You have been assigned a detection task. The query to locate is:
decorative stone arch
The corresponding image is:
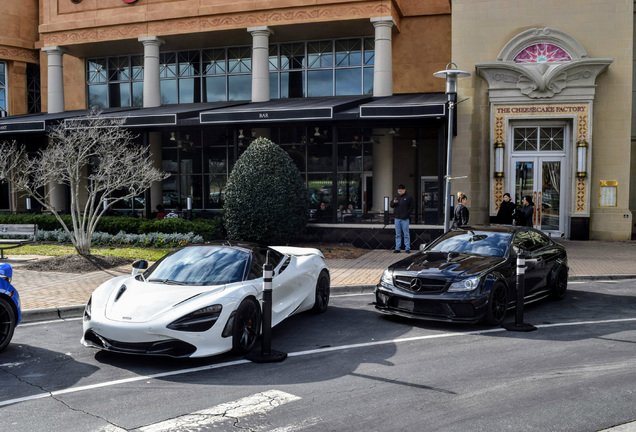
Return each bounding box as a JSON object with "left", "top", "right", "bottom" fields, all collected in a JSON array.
[
  {"left": 476, "top": 28, "right": 612, "bottom": 239},
  {"left": 497, "top": 27, "right": 588, "bottom": 63}
]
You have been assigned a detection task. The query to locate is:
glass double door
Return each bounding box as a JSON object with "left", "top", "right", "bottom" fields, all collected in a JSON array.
[{"left": 512, "top": 156, "right": 565, "bottom": 235}]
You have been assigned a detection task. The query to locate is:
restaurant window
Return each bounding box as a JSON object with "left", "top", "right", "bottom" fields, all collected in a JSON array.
[
  {"left": 87, "top": 56, "right": 144, "bottom": 108},
  {"left": 26, "top": 63, "right": 41, "bottom": 114},
  {"left": 87, "top": 38, "right": 371, "bottom": 107},
  {"left": 270, "top": 37, "right": 374, "bottom": 99},
  {"left": 160, "top": 130, "right": 230, "bottom": 212}
]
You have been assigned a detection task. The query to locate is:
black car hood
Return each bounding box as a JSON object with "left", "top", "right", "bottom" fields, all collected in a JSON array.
[{"left": 388, "top": 251, "right": 506, "bottom": 279}]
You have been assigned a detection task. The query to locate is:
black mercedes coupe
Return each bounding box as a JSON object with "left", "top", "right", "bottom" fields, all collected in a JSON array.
[{"left": 374, "top": 225, "right": 568, "bottom": 325}]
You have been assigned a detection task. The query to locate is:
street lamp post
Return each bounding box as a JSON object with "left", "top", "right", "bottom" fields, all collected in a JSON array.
[{"left": 434, "top": 63, "right": 470, "bottom": 232}]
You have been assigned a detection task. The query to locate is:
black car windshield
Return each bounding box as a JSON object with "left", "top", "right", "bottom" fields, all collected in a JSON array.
[
  {"left": 145, "top": 246, "right": 249, "bottom": 285},
  {"left": 429, "top": 231, "right": 511, "bottom": 257}
]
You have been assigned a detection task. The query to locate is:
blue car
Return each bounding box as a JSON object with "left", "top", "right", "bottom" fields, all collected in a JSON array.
[{"left": 0, "top": 263, "right": 20, "bottom": 352}]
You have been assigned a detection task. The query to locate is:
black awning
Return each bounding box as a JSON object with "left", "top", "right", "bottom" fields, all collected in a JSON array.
[
  {"left": 199, "top": 96, "right": 371, "bottom": 124},
  {"left": 358, "top": 93, "right": 447, "bottom": 118},
  {"left": 0, "top": 109, "right": 94, "bottom": 134},
  {"left": 0, "top": 93, "right": 447, "bottom": 135},
  {"left": 64, "top": 102, "right": 245, "bottom": 129}
]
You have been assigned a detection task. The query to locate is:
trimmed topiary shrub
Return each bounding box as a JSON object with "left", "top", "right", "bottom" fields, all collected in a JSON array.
[{"left": 224, "top": 137, "right": 309, "bottom": 244}]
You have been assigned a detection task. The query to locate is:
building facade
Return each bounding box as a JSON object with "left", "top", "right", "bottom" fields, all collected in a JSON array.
[
  {"left": 0, "top": 0, "right": 633, "bottom": 244},
  {"left": 453, "top": 0, "right": 633, "bottom": 241}
]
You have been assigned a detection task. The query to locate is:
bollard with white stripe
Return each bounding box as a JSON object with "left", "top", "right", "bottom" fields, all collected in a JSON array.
[
  {"left": 503, "top": 249, "right": 537, "bottom": 332},
  {"left": 246, "top": 258, "right": 288, "bottom": 362}
]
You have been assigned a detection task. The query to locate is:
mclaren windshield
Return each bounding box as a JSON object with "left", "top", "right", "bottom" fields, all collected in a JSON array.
[{"left": 144, "top": 246, "right": 249, "bottom": 285}]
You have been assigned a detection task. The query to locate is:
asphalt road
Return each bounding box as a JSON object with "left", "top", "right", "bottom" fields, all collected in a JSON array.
[{"left": 1, "top": 280, "right": 636, "bottom": 432}]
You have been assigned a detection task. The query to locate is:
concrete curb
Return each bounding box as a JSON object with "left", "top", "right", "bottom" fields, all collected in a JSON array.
[
  {"left": 19, "top": 275, "right": 636, "bottom": 323},
  {"left": 22, "top": 305, "right": 85, "bottom": 323}
]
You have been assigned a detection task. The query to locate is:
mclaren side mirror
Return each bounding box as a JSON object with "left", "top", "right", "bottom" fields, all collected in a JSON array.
[{"left": 131, "top": 259, "right": 149, "bottom": 276}]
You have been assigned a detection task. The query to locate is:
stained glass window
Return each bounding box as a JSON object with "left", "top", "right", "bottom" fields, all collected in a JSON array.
[{"left": 513, "top": 43, "right": 571, "bottom": 63}]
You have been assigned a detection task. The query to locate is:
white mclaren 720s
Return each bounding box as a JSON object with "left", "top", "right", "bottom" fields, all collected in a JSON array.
[{"left": 81, "top": 242, "right": 330, "bottom": 358}]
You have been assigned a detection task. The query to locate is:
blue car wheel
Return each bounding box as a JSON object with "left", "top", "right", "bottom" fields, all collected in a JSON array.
[{"left": 0, "top": 297, "right": 16, "bottom": 352}]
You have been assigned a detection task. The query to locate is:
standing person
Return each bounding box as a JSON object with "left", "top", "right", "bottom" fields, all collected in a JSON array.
[
  {"left": 391, "top": 184, "right": 414, "bottom": 253},
  {"left": 453, "top": 192, "right": 469, "bottom": 229},
  {"left": 314, "top": 201, "right": 330, "bottom": 221},
  {"left": 155, "top": 204, "right": 167, "bottom": 219},
  {"left": 496, "top": 193, "right": 516, "bottom": 224},
  {"left": 520, "top": 195, "right": 534, "bottom": 227}
]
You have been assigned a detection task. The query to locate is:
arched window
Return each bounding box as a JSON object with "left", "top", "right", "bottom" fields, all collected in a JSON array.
[{"left": 513, "top": 43, "right": 572, "bottom": 63}]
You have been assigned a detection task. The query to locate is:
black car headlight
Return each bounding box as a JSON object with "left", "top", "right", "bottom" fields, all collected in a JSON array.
[
  {"left": 167, "top": 305, "right": 223, "bottom": 332},
  {"left": 448, "top": 276, "right": 480, "bottom": 292},
  {"left": 380, "top": 270, "right": 394, "bottom": 287},
  {"left": 84, "top": 296, "right": 92, "bottom": 322}
]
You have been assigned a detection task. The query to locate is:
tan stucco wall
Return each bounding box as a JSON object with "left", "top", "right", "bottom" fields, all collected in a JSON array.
[
  {"left": 393, "top": 14, "right": 451, "bottom": 93},
  {"left": 452, "top": 0, "right": 633, "bottom": 240}
]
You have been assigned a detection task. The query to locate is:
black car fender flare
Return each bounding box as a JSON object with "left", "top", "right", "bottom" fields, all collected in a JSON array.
[
  {"left": 547, "top": 262, "right": 568, "bottom": 286},
  {"left": 480, "top": 272, "right": 509, "bottom": 296}
]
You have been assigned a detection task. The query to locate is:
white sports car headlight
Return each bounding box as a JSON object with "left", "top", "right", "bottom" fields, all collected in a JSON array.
[
  {"left": 448, "top": 276, "right": 480, "bottom": 292},
  {"left": 380, "top": 270, "right": 394, "bottom": 286},
  {"left": 167, "top": 305, "right": 223, "bottom": 332}
]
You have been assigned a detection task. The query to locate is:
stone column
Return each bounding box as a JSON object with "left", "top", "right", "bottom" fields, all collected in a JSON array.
[
  {"left": 372, "top": 129, "right": 394, "bottom": 213},
  {"left": 371, "top": 17, "right": 394, "bottom": 97},
  {"left": 248, "top": 27, "right": 273, "bottom": 103},
  {"left": 41, "top": 47, "right": 66, "bottom": 114},
  {"left": 48, "top": 181, "right": 66, "bottom": 213},
  {"left": 138, "top": 37, "right": 165, "bottom": 108}
]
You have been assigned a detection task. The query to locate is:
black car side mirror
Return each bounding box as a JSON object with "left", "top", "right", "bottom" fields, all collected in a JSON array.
[{"left": 132, "top": 259, "right": 149, "bottom": 276}]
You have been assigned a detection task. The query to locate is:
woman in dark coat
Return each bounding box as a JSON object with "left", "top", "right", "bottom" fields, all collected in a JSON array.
[
  {"left": 520, "top": 195, "right": 534, "bottom": 227},
  {"left": 453, "top": 192, "right": 469, "bottom": 229},
  {"left": 496, "top": 192, "right": 516, "bottom": 224}
]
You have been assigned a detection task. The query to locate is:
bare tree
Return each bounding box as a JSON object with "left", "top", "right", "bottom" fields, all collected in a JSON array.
[{"left": 0, "top": 111, "right": 169, "bottom": 255}]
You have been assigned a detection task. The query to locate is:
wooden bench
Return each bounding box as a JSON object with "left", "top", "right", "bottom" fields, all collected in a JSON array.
[{"left": 0, "top": 224, "right": 38, "bottom": 259}]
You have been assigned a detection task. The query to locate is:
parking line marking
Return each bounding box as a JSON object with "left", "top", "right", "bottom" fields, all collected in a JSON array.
[
  {"left": 136, "top": 390, "right": 301, "bottom": 432},
  {"left": 2, "top": 317, "right": 636, "bottom": 408}
]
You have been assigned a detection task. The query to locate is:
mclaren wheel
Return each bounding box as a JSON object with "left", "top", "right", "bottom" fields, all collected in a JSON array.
[
  {"left": 484, "top": 282, "right": 508, "bottom": 326},
  {"left": 231, "top": 297, "right": 261, "bottom": 355},
  {"left": 550, "top": 266, "right": 568, "bottom": 300},
  {"left": 312, "top": 270, "right": 330, "bottom": 314},
  {"left": 0, "top": 297, "right": 16, "bottom": 353}
]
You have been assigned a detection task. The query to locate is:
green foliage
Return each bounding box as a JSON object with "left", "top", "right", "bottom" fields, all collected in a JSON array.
[
  {"left": 38, "top": 229, "right": 204, "bottom": 248},
  {"left": 224, "top": 137, "right": 309, "bottom": 244},
  {"left": 0, "top": 213, "right": 224, "bottom": 241}
]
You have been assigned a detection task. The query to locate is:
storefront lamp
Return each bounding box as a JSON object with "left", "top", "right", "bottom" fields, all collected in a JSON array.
[
  {"left": 494, "top": 141, "right": 504, "bottom": 177},
  {"left": 577, "top": 139, "right": 588, "bottom": 178},
  {"left": 433, "top": 63, "right": 471, "bottom": 232}
]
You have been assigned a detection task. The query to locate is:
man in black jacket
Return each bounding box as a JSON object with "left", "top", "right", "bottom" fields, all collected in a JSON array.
[{"left": 390, "top": 184, "right": 414, "bottom": 253}]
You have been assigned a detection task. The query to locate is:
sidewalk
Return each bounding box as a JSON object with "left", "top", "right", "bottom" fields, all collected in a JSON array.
[{"left": 7, "top": 239, "right": 636, "bottom": 322}]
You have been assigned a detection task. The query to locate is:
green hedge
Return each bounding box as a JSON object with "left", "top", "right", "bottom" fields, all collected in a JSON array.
[{"left": 0, "top": 212, "right": 225, "bottom": 241}]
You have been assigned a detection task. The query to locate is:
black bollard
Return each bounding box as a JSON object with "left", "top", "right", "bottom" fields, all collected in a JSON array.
[
  {"left": 246, "top": 259, "right": 287, "bottom": 363},
  {"left": 503, "top": 249, "right": 537, "bottom": 332}
]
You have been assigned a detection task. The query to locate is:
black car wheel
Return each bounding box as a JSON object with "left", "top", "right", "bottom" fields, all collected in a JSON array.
[
  {"left": 312, "top": 270, "right": 330, "bottom": 314},
  {"left": 231, "top": 297, "right": 261, "bottom": 355},
  {"left": 550, "top": 266, "right": 568, "bottom": 300},
  {"left": 0, "top": 297, "right": 16, "bottom": 353},
  {"left": 485, "top": 283, "right": 508, "bottom": 326}
]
